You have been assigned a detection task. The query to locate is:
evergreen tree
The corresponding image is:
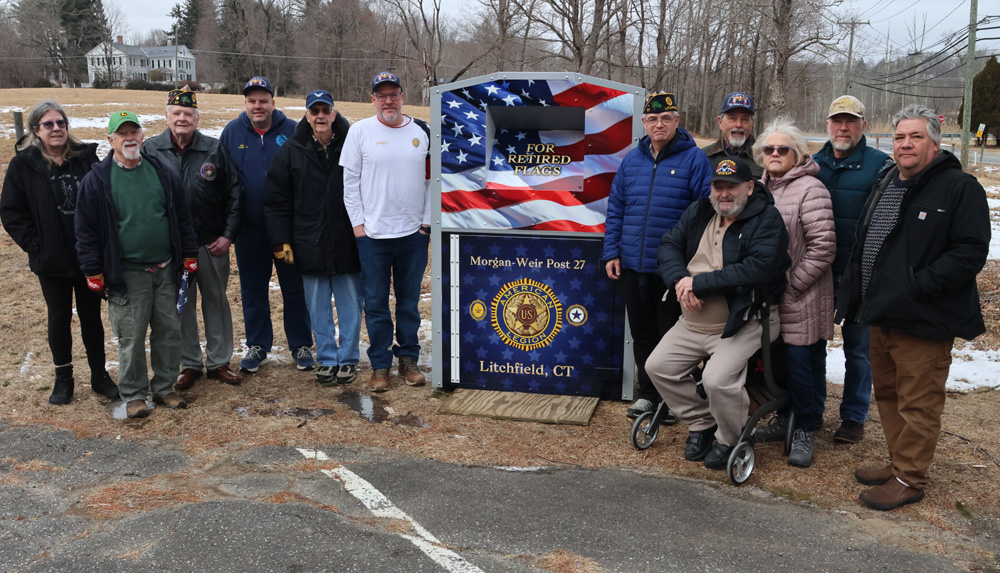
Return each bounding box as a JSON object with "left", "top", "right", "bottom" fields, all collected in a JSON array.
[
  {"left": 170, "top": 0, "right": 203, "bottom": 48},
  {"left": 61, "top": 0, "right": 108, "bottom": 85},
  {"left": 958, "top": 56, "right": 1000, "bottom": 145}
]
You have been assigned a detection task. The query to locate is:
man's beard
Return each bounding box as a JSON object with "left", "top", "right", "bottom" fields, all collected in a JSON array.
[
  {"left": 831, "top": 137, "right": 858, "bottom": 153},
  {"left": 122, "top": 143, "right": 140, "bottom": 160},
  {"left": 711, "top": 193, "right": 749, "bottom": 218},
  {"left": 726, "top": 131, "right": 746, "bottom": 149}
]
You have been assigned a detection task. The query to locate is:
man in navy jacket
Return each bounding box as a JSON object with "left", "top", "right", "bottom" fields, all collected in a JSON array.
[
  {"left": 602, "top": 92, "right": 711, "bottom": 420},
  {"left": 220, "top": 76, "right": 314, "bottom": 374}
]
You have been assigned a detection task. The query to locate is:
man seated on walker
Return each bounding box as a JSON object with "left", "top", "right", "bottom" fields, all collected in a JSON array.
[{"left": 645, "top": 157, "right": 789, "bottom": 469}]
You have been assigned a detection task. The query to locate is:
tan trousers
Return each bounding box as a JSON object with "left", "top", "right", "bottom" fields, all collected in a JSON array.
[
  {"left": 869, "top": 327, "right": 953, "bottom": 488},
  {"left": 646, "top": 314, "right": 779, "bottom": 446}
]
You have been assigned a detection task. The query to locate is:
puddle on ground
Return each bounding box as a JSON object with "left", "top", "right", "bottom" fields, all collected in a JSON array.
[
  {"left": 337, "top": 390, "right": 428, "bottom": 427},
  {"left": 106, "top": 399, "right": 156, "bottom": 420}
]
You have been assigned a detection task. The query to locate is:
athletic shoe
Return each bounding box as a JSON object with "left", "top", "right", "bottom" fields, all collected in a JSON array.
[
  {"left": 316, "top": 365, "right": 336, "bottom": 387},
  {"left": 240, "top": 345, "right": 267, "bottom": 373},
  {"left": 336, "top": 364, "right": 357, "bottom": 385},
  {"left": 294, "top": 346, "right": 316, "bottom": 371}
]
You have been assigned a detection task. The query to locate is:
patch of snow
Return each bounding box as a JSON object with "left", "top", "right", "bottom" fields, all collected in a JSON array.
[{"left": 826, "top": 342, "right": 1000, "bottom": 392}]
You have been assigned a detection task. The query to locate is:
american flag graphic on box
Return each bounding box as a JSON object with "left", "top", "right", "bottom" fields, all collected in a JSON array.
[{"left": 439, "top": 79, "right": 636, "bottom": 233}]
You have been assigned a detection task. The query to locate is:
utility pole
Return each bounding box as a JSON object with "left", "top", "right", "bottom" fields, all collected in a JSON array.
[
  {"left": 960, "top": 0, "right": 978, "bottom": 168},
  {"left": 839, "top": 19, "right": 868, "bottom": 94}
]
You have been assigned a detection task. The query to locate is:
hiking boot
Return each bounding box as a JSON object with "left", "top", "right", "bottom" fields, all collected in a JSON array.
[
  {"left": 859, "top": 478, "right": 925, "bottom": 511},
  {"left": 49, "top": 368, "right": 74, "bottom": 405},
  {"left": 684, "top": 425, "right": 717, "bottom": 461},
  {"left": 90, "top": 371, "right": 119, "bottom": 400},
  {"left": 855, "top": 464, "right": 894, "bottom": 486},
  {"left": 626, "top": 398, "right": 654, "bottom": 420},
  {"left": 240, "top": 345, "right": 267, "bottom": 373},
  {"left": 834, "top": 420, "right": 865, "bottom": 444},
  {"left": 703, "top": 443, "right": 733, "bottom": 470},
  {"left": 368, "top": 368, "right": 390, "bottom": 393},
  {"left": 398, "top": 356, "right": 425, "bottom": 386},
  {"left": 126, "top": 400, "right": 149, "bottom": 419},
  {"left": 787, "top": 429, "right": 814, "bottom": 467},
  {"left": 294, "top": 346, "right": 316, "bottom": 371},
  {"left": 175, "top": 367, "right": 202, "bottom": 391},
  {"left": 336, "top": 364, "right": 357, "bottom": 385},
  {"left": 754, "top": 414, "right": 789, "bottom": 443},
  {"left": 154, "top": 392, "right": 187, "bottom": 409},
  {"left": 316, "top": 365, "right": 337, "bottom": 387}
]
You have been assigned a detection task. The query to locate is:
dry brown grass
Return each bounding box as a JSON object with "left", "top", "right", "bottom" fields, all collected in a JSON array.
[{"left": 1, "top": 88, "right": 999, "bottom": 564}]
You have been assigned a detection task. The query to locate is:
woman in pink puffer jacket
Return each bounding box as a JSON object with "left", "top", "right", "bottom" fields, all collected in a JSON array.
[{"left": 753, "top": 118, "right": 836, "bottom": 469}]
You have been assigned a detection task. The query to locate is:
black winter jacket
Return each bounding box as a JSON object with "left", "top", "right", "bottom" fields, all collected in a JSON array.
[
  {"left": 657, "top": 181, "right": 790, "bottom": 338},
  {"left": 75, "top": 152, "right": 198, "bottom": 297},
  {"left": 835, "top": 151, "right": 989, "bottom": 341},
  {"left": 142, "top": 129, "right": 242, "bottom": 246},
  {"left": 1, "top": 140, "right": 98, "bottom": 277},
  {"left": 263, "top": 114, "right": 360, "bottom": 276}
]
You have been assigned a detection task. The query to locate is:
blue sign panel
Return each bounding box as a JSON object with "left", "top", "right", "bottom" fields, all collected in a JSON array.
[{"left": 441, "top": 232, "right": 627, "bottom": 399}]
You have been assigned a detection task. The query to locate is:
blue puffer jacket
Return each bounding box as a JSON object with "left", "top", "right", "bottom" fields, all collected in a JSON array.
[
  {"left": 220, "top": 108, "right": 297, "bottom": 231},
  {"left": 813, "top": 135, "right": 893, "bottom": 280},
  {"left": 602, "top": 128, "right": 711, "bottom": 274}
]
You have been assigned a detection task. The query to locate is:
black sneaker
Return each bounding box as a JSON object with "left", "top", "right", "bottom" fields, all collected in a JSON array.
[
  {"left": 336, "top": 364, "right": 357, "bottom": 385},
  {"left": 703, "top": 443, "right": 733, "bottom": 470},
  {"left": 787, "top": 429, "right": 815, "bottom": 467},
  {"left": 316, "top": 365, "right": 336, "bottom": 386},
  {"left": 753, "top": 414, "right": 789, "bottom": 443}
]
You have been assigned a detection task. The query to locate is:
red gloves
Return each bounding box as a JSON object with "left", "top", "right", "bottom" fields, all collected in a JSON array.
[
  {"left": 85, "top": 274, "right": 104, "bottom": 292},
  {"left": 183, "top": 258, "right": 198, "bottom": 273}
]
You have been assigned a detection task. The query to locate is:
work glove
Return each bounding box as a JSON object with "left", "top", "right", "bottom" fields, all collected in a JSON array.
[
  {"left": 85, "top": 274, "right": 104, "bottom": 292},
  {"left": 273, "top": 243, "right": 294, "bottom": 264},
  {"left": 183, "top": 258, "right": 199, "bottom": 273}
]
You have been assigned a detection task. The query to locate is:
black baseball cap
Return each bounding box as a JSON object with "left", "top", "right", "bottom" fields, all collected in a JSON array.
[{"left": 710, "top": 157, "right": 754, "bottom": 183}]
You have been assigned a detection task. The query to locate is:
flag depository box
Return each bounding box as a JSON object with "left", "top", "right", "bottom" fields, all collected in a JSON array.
[{"left": 430, "top": 73, "right": 646, "bottom": 400}]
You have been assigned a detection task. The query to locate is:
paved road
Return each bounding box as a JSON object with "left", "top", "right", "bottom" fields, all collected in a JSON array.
[{"left": 2, "top": 420, "right": 991, "bottom": 572}]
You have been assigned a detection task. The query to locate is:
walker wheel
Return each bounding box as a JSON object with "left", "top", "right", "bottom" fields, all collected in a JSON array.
[
  {"left": 727, "top": 441, "right": 755, "bottom": 485},
  {"left": 630, "top": 411, "right": 658, "bottom": 450}
]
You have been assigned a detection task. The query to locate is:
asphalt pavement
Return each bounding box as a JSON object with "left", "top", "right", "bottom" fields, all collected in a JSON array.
[{"left": 0, "top": 419, "right": 983, "bottom": 572}]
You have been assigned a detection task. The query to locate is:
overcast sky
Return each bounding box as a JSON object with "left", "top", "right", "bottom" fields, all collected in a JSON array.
[{"left": 117, "top": 0, "right": 995, "bottom": 62}]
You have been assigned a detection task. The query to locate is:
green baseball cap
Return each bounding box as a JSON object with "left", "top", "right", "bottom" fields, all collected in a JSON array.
[{"left": 108, "top": 110, "right": 141, "bottom": 134}]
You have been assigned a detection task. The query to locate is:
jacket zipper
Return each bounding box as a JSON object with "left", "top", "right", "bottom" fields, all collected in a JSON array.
[{"left": 638, "top": 148, "right": 659, "bottom": 271}]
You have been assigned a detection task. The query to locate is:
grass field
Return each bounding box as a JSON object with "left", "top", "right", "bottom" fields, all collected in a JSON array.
[{"left": 2, "top": 88, "right": 1000, "bottom": 569}]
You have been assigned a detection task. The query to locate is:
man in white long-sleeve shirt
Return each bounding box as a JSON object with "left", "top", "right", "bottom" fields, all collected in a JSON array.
[{"left": 340, "top": 71, "right": 431, "bottom": 392}]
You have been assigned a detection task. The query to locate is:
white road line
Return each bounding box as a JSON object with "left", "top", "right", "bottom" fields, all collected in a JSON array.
[{"left": 296, "top": 448, "right": 484, "bottom": 573}]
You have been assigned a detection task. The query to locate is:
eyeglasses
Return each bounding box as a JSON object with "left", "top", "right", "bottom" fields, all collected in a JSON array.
[
  {"left": 643, "top": 116, "right": 676, "bottom": 125},
  {"left": 308, "top": 106, "right": 332, "bottom": 116},
  {"left": 762, "top": 145, "right": 792, "bottom": 156},
  {"left": 374, "top": 92, "right": 402, "bottom": 102},
  {"left": 39, "top": 120, "right": 68, "bottom": 131}
]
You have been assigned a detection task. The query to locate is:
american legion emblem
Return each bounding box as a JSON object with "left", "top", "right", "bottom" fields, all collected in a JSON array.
[{"left": 491, "top": 278, "right": 562, "bottom": 351}]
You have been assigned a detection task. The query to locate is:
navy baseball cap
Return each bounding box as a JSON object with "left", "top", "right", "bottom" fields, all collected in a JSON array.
[
  {"left": 710, "top": 157, "right": 754, "bottom": 184},
  {"left": 371, "top": 71, "right": 402, "bottom": 93},
  {"left": 720, "top": 91, "right": 754, "bottom": 115},
  {"left": 243, "top": 76, "right": 274, "bottom": 97},
  {"left": 306, "top": 90, "right": 335, "bottom": 108}
]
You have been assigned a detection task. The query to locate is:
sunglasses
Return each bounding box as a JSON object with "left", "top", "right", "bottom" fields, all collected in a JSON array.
[
  {"left": 307, "top": 106, "right": 332, "bottom": 116},
  {"left": 762, "top": 145, "right": 792, "bottom": 156},
  {"left": 39, "top": 120, "right": 68, "bottom": 131}
]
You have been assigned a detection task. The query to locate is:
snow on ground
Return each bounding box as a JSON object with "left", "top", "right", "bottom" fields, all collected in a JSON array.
[
  {"left": 826, "top": 343, "right": 1000, "bottom": 392},
  {"left": 68, "top": 114, "right": 162, "bottom": 130}
]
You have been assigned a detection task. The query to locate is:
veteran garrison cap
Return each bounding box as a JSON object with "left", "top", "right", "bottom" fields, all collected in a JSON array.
[
  {"left": 710, "top": 157, "right": 753, "bottom": 184},
  {"left": 719, "top": 91, "right": 755, "bottom": 115},
  {"left": 107, "top": 110, "right": 141, "bottom": 134},
  {"left": 167, "top": 86, "right": 198, "bottom": 109},
  {"left": 643, "top": 92, "right": 678, "bottom": 115}
]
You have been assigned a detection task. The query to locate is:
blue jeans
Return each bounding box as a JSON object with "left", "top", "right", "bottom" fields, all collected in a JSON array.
[
  {"left": 234, "top": 227, "right": 312, "bottom": 352},
  {"left": 355, "top": 231, "right": 429, "bottom": 369},
  {"left": 786, "top": 340, "right": 828, "bottom": 431},
  {"left": 839, "top": 321, "right": 873, "bottom": 423},
  {"left": 302, "top": 273, "right": 363, "bottom": 366}
]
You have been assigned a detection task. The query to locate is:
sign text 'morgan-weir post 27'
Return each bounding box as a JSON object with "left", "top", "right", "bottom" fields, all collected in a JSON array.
[{"left": 431, "top": 74, "right": 645, "bottom": 399}]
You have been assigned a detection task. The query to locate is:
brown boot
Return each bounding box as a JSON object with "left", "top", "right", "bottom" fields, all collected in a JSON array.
[
  {"left": 367, "top": 368, "right": 390, "bottom": 393},
  {"left": 174, "top": 368, "right": 202, "bottom": 391},
  {"left": 154, "top": 392, "right": 187, "bottom": 409},
  {"left": 398, "top": 356, "right": 425, "bottom": 387},
  {"left": 126, "top": 400, "right": 149, "bottom": 419},
  {"left": 859, "top": 479, "right": 925, "bottom": 511},
  {"left": 855, "top": 464, "right": 893, "bottom": 486}
]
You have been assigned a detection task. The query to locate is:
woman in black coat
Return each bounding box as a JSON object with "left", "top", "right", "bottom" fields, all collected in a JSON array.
[{"left": 0, "top": 100, "right": 119, "bottom": 404}]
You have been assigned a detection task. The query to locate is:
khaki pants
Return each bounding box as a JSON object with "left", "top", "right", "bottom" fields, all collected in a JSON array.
[
  {"left": 646, "top": 314, "right": 778, "bottom": 446},
  {"left": 870, "top": 327, "right": 953, "bottom": 488}
]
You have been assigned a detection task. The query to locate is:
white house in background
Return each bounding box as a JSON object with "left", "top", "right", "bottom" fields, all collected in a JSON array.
[{"left": 85, "top": 36, "right": 197, "bottom": 87}]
